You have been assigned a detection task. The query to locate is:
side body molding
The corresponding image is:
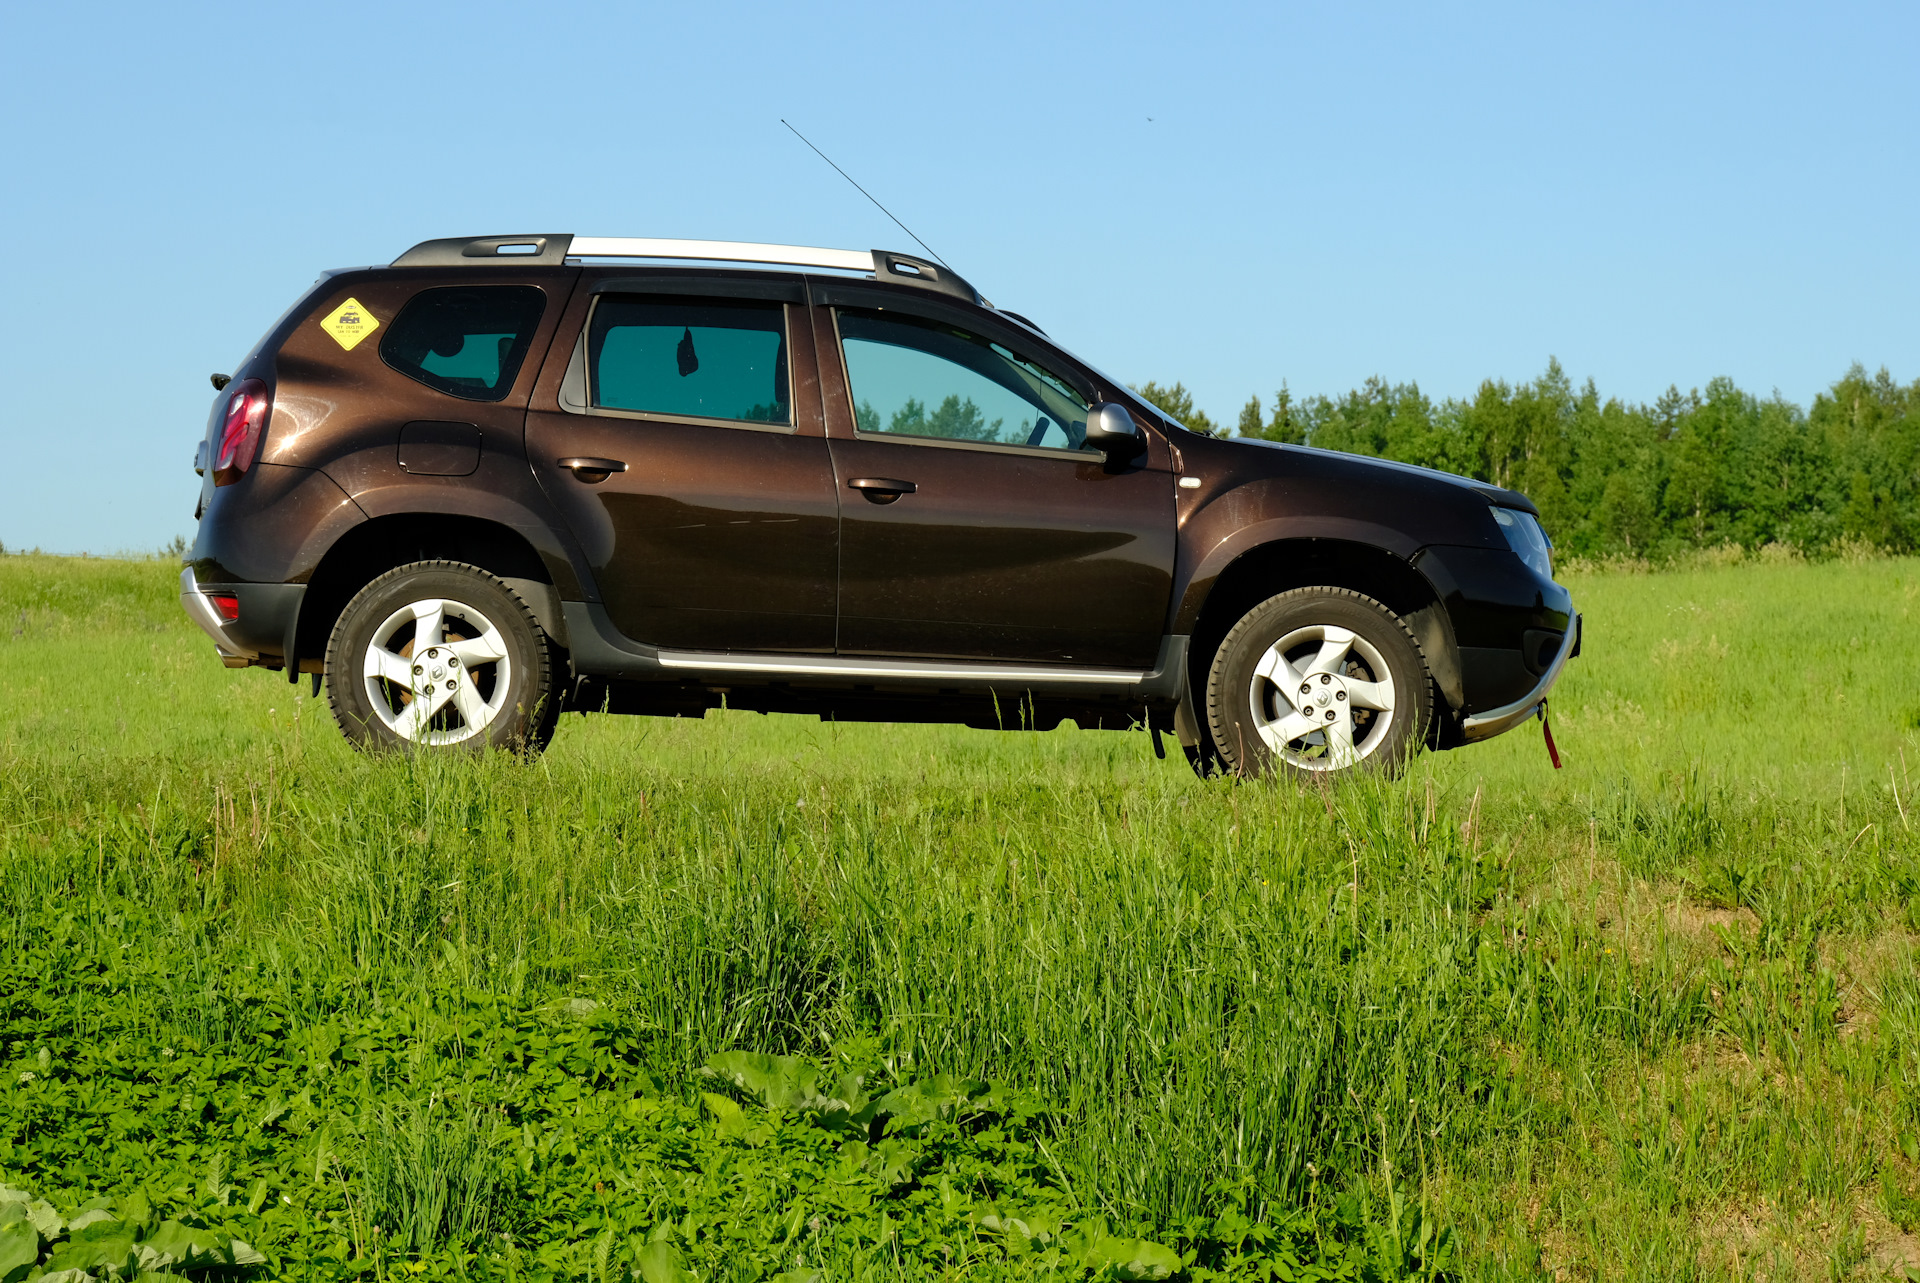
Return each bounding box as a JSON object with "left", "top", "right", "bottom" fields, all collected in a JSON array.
[{"left": 562, "top": 601, "right": 1191, "bottom": 702}]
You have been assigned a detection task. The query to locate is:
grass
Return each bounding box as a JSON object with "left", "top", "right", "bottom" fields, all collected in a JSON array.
[{"left": 3, "top": 551, "right": 1920, "bottom": 1279}]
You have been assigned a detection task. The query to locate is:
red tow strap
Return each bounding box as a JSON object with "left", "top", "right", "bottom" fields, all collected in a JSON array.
[{"left": 1540, "top": 700, "right": 1562, "bottom": 770}]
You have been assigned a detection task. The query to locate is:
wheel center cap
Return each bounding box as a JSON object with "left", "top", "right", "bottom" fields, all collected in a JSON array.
[
  {"left": 431, "top": 665, "right": 446, "bottom": 680},
  {"left": 1315, "top": 684, "right": 1336, "bottom": 708}
]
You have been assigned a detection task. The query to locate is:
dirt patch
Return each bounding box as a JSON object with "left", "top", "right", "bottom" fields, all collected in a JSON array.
[
  {"left": 1695, "top": 1198, "right": 1783, "bottom": 1277},
  {"left": 1551, "top": 860, "right": 1761, "bottom": 967},
  {"left": 1825, "top": 930, "right": 1917, "bottom": 1043},
  {"left": 1667, "top": 898, "right": 1761, "bottom": 945},
  {"left": 1865, "top": 1232, "right": 1920, "bottom": 1276},
  {"left": 1836, "top": 1004, "right": 1882, "bottom": 1041},
  {"left": 1535, "top": 1221, "right": 1591, "bottom": 1282}
]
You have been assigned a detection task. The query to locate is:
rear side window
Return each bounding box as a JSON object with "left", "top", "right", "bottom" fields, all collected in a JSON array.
[
  {"left": 380, "top": 286, "right": 546, "bottom": 402},
  {"left": 589, "top": 297, "right": 789, "bottom": 424}
]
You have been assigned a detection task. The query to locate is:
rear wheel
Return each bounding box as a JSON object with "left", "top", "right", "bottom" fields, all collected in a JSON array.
[
  {"left": 324, "top": 561, "right": 562, "bottom": 755},
  {"left": 1204, "top": 587, "right": 1432, "bottom": 779}
]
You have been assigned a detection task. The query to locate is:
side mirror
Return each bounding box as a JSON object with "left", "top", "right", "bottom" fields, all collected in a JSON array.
[{"left": 1083, "top": 402, "right": 1142, "bottom": 456}]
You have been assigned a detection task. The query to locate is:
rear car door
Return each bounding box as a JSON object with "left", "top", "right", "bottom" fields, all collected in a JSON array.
[
  {"left": 813, "top": 289, "right": 1176, "bottom": 667},
  {"left": 525, "top": 275, "right": 839, "bottom": 652}
]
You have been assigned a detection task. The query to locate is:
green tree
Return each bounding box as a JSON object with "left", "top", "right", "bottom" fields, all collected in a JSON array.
[
  {"left": 1721, "top": 392, "right": 1817, "bottom": 547},
  {"left": 886, "top": 395, "right": 1003, "bottom": 442},
  {"left": 1564, "top": 381, "right": 1663, "bottom": 556},
  {"left": 1661, "top": 380, "right": 1741, "bottom": 546},
  {"left": 1237, "top": 395, "right": 1264, "bottom": 438},
  {"left": 1133, "top": 382, "right": 1218, "bottom": 436},
  {"left": 1265, "top": 386, "right": 1307, "bottom": 444},
  {"left": 1138, "top": 361, "right": 1920, "bottom": 558},
  {"left": 1237, "top": 386, "right": 1307, "bottom": 444},
  {"left": 1810, "top": 365, "right": 1920, "bottom": 548},
  {"left": 1295, "top": 378, "right": 1444, "bottom": 467},
  {"left": 1597, "top": 470, "right": 1658, "bottom": 553}
]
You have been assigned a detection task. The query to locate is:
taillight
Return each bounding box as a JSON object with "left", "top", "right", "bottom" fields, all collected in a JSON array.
[
  {"left": 212, "top": 378, "right": 271, "bottom": 487},
  {"left": 208, "top": 594, "right": 241, "bottom": 622}
]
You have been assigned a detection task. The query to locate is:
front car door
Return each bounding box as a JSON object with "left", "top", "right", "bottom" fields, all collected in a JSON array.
[
  {"left": 813, "top": 288, "right": 1176, "bottom": 667},
  {"left": 525, "top": 273, "right": 839, "bottom": 652}
]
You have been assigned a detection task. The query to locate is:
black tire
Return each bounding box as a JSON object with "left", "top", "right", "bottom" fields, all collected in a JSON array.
[
  {"left": 1204, "top": 587, "right": 1433, "bottom": 779},
  {"left": 324, "top": 561, "right": 563, "bottom": 756}
]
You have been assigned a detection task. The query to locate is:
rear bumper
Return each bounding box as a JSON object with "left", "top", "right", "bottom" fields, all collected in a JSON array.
[
  {"left": 1461, "top": 613, "right": 1580, "bottom": 742},
  {"left": 180, "top": 567, "right": 255, "bottom": 667},
  {"left": 179, "top": 568, "right": 305, "bottom": 669}
]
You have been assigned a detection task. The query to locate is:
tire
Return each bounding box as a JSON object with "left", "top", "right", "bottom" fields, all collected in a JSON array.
[
  {"left": 324, "top": 561, "right": 563, "bottom": 756},
  {"left": 1204, "top": 587, "right": 1433, "bottom": 779}
]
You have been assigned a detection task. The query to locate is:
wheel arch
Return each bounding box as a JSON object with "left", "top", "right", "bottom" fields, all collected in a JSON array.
[
  {"left": 1183, "top": 536, "right": 1465, "bottom": 730},
  {"left": 292, "top": 513, "right": 567, "bottom": 672}
]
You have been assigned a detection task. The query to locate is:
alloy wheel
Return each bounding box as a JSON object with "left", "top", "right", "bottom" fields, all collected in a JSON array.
[
  {"left": 1246, "top": 624, "right": 1397, "bottom": 771},
  {"left": 360, "top": 596, "right": 513, "bottom": 746}
]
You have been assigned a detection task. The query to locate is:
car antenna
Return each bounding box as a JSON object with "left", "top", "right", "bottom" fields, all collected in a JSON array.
[{"left": 780, "top": 119, "right": 953, "bottom": 271}]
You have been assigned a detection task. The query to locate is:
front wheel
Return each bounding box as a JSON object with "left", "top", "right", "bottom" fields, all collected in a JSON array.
[
  {"left": 1204, "top": 587, "right": 1432, "bottom": 779},
  {"left": 324, "top": 561, "right": 563, "bottom": 755}
]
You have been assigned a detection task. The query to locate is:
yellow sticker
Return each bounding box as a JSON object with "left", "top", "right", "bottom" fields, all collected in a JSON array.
[{"left": 320, "top": 297, "right": 379, "bottom": 350}]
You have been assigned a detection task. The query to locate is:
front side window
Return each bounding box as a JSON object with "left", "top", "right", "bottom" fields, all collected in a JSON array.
[
  {"left": 837, "top": 310, "right": 1091, "bottom": 451},
  {"left": 589, "top": 297, "right": 789, "bottom": 424},
  {"left": 380, "top": 286, "right": 546, "bottom": 402}
]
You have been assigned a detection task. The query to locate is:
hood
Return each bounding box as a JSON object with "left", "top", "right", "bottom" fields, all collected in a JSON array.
[{"left": 1225, "top": 437, "right": 1540, "bottom": 517}]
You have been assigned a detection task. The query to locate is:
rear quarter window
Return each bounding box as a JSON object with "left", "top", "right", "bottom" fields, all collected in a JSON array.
[{"left": 380, "top": 286, "right": 546, "bottom": 401}]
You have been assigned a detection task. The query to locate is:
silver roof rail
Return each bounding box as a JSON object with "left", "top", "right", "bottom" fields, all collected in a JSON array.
[
  {"left": 391, "top": 235, "right": 981, "bottom": 304},
  {"left": 567, "top": 237, "right": 873, "bottom": 272}
]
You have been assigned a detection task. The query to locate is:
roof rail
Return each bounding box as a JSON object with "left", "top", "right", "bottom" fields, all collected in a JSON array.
[
  {"left": 568, "top": 237, "right": 870, "bottom": 272},
  {"left": 390, "top": 235, "right": 981, "bottom": 304},
  {"left": 571, "top": 238, "right": 980, "bottom": 304},
  {"left": 391, "top": 235, "right": 573, "bottom": 267}
]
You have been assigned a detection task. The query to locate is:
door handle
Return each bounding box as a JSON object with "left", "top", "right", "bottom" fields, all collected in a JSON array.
[
  {"left": 847, "top": 476, "right": 917, "bottom": 505},
  {"left": 558, "top": 457, "right": 628, "bottom": 484}
]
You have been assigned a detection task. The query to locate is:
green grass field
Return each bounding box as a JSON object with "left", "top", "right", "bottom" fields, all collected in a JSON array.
[{"left": 3, "top": 551, "right": 1919, "bottom": 1281}]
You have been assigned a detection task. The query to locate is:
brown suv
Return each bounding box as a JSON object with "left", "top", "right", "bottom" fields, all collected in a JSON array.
[{"left": 181, "top": 234, "right": 1578, "bottom": 777}]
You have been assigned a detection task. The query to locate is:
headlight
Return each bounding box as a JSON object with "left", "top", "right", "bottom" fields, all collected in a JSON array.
[{"left": 1491, "top": 506, "right": 1553, "bottom": 580}]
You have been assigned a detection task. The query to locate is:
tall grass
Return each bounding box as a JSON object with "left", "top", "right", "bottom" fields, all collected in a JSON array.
[
  {"left": 4, "top": 552, "right": 1920, "bottom": 1277},
  {"left": 357, "top": 1102, "right": 511, "bottom": 1254}
]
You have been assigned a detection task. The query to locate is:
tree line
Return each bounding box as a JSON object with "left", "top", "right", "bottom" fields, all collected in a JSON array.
[{"left": 1134, "top": 364, "right": 1920, "bottom": 559}]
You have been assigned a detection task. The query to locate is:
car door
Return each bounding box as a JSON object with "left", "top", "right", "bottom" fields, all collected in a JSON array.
[
  {"left": 524, "top": 275, "right": 839, "bottom": 652},
  {"left": 812, "top": 289, "right": 1176, "bottom": 668}
]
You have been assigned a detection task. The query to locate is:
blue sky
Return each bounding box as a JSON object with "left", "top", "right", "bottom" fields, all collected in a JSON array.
[{"left": 1, "top": 0, "right": 1914, "bottom": 553}]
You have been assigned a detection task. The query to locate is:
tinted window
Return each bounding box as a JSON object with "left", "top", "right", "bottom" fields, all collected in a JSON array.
[
  {"left": 380, "top": 286, "right": 546, "bottom": 402},
  {"left": 837, "top": 310, "right": 1091, "bottom": 451},
  {"left": 589, "top": 297, "right": 789, "bottom": 424}
]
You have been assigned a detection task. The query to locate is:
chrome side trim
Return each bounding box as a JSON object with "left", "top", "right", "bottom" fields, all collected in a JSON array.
[
  {"left": 1460, "top": 613, "right": 1580, "bottom": 742},
  {"left": 179, "top": 567, "right": 257, "bottom": 665},
  {"left": 560, "top": 600, "right": 1188, "bottom": 700},
  {"left": 653, "top": 649, "right": 1150, "bottom": 685},
  {"left": 567, "top": 237, "right": 873, "bottom": 273}
]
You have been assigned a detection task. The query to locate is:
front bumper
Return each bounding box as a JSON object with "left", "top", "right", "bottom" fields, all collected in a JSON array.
[
  {"left": 1460, "top": 612, "right": 1580, "bottom": 742},
  {"left": 180, "top": 567, "right": 257, "bottom": 668}
]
